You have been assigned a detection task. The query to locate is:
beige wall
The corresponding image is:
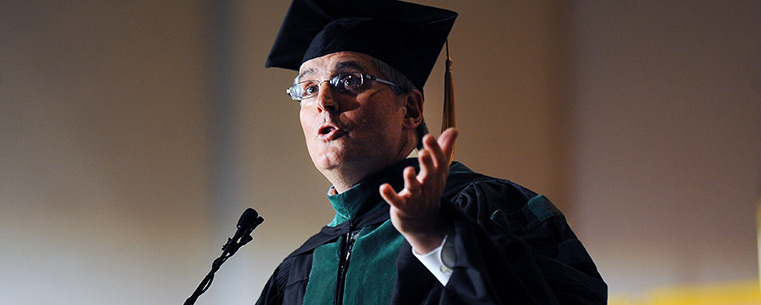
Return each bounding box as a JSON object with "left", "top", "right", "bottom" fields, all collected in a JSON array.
[
  {"left": 569, "top": 0, "right": 761, "bottom": 294},
  {"left": 1, "top": 0, "right": 758, "bottom": 304},
  {"left": 0, "top": 1, "right": 213, "bottom": 304}
]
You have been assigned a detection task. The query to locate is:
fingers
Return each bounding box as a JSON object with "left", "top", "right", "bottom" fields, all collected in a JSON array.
[
  {"left": 417, "top": 128, "right": 458, "bottom": 182},
  {"left": 422, "top": 128, "right": 458, "bottom": 165},
  {"left": 438, "top": 127, "right": 458, "bottom": 161},
  {"left": 402, "top": 166, "right": 421, "bottom": 197},
  {"left": 380, "top": 167, "right": 419, "bottom": 206},
  {"left": 417, "top": 144, "right": 434, "bottom": 182},
  {"left": 381, "top": 128, "right": 459, "bottom": 211},
  {"left": 379, "top": 183, "right": 401, "bottom": 206}
]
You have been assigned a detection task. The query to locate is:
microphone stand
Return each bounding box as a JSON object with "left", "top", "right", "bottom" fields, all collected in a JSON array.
[{"left": 184, "top": 209, "right": 264, "bottom": 305}]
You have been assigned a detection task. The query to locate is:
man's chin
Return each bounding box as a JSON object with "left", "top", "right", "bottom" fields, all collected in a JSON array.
[{"left": 311, "top": 153, "right": 343, "bottom": 172}]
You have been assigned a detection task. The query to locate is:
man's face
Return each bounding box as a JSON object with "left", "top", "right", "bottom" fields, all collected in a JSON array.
[{"left": 297, "top": 52, "right": 414, "bottom": 185}]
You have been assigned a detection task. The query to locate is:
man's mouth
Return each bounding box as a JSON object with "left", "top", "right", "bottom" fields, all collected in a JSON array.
[
  {"left": 319, "top": 125, "right": 334, "bottom": 135},
  {"left": 318, "top": 124, "right": 344, "bottom": 140}
]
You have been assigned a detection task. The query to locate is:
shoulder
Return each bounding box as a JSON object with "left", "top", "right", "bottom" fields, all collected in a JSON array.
[
  {"left": 443, "top": 162, "right": 564, "bottom": 234},
  {"left": 445, "top": 162, "right": 537, "bottom": 200},
  {"left": 444, "top": 162, "right": 538, "bottom": 211}
]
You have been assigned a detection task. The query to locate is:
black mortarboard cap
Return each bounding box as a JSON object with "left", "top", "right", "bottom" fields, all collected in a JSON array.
[{"left": 265, "top": 0, "right": 457, "bottom": 91}]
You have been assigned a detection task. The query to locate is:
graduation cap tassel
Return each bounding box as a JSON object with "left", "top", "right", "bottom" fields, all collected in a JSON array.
[{"left": 442, "top": 41, "right": 456, "bottom": 164}]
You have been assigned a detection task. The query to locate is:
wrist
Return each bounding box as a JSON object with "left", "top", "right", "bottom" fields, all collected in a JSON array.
[{"left": 404, "top": 221, "right": 447, "bottom": 254}]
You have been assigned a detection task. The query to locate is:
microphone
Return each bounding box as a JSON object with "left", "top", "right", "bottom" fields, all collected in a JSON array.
[
  {"left": 223, "top": 208, "right": 264, "bottom": 255},
  {"left": 184, "top": 208, "right": 264, "bottom": 305}
]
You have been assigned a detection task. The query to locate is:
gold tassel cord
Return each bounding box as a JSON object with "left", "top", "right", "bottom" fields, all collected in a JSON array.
[{"left": 442, "top": 41, "right": 456, "bottom": 164}]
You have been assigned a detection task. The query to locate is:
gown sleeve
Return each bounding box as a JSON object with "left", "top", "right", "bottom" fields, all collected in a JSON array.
[
  {"left": 391, "top": 177, "right": 607, "bottom": 305},
  {"left": 255, "top": 252, "right": 315, "bottom": 305},
  {"left": 255, "top": 264, "right": 286, "bottom": 305}
]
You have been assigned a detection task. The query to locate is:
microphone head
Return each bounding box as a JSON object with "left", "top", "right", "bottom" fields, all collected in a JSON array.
[{"left": 237, "top": 208, "right": 261, "bottom": 229}]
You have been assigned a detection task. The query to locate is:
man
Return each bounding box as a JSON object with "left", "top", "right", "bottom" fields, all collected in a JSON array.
[{"left": 257, "top": 1, "right": 607, "bottom": 304}]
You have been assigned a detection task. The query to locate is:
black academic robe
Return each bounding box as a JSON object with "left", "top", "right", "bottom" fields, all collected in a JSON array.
[{"left": 255, "top": 159, "right": 607, "bottom": 305}]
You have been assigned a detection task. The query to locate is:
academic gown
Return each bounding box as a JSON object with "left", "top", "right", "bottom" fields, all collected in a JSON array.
[{"left": 255, "top": 159, "right": 607, "bottom": 305}]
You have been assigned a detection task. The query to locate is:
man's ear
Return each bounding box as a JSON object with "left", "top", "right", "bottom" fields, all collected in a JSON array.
[{"left": 402, "top": 89, "right": 424, "bottom": 130}]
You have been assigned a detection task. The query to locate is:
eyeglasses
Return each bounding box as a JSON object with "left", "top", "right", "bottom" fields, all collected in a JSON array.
[{"left": 286, "top": 72, "right": 397, "bottom": 101}]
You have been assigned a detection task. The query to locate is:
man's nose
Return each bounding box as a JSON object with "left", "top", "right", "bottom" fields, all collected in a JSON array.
[{"left": 315, "top": 81, "right": 338, "bottom": 113}]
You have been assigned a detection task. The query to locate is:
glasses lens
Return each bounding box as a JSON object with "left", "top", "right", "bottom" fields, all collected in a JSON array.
[
  {"left": 289, "top": 73, "right": 369, "bottom": 101},
  {"left": 331, "top": 73, "right": 364, "bottom": 93},
  {"left": 287, "top": 85, "right": 299, "bottom": 100},
  {"left": 289, "top": 80, "right": 321, "bottom": 100}
]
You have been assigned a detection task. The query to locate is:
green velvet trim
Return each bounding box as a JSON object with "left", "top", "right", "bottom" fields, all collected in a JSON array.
[
  {"left": 303, "top": 239, "right": 340, "bottom": 305},
  {"left": 343, "top": 220, "right": 404, "bottom": 305},
  {"left": 326, "top": 159, "right": 417, "bottom": 227},
  {"left": 305, "top": 159, "right": 414, "bottom": 304},
  {"left": 489, "top": 208, "right": 511, "bottom": 234},
  {"left": 303, "top": 220, "right": 403, "bottom": 305},
  {"left": 327, "top": 179, "right": 384, "bottom": 227},
  {"left": 522, "top": 195, "right": 563, "bottom": 231}
]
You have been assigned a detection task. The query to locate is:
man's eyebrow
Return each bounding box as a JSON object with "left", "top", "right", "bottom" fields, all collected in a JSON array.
[
  {"left": 296, "top": 60, "right": 369, "bottom": 81},
  {"left": 335, "top": 60, "right": 367, "bottom": 72},
  {"left": 297, "top": 68, "right": 315, "bottom": 81}
]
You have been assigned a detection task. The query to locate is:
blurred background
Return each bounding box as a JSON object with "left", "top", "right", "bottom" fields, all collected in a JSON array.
[{"left": 1, "top": 0, "right": 759, "bottom": 304}]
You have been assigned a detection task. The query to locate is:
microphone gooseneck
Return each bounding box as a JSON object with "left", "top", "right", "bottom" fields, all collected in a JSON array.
[{"left": 184, "top": 208, "right": 264, "bottom": 305}]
